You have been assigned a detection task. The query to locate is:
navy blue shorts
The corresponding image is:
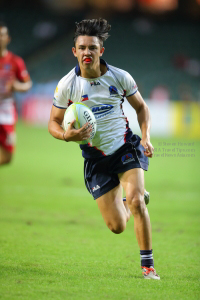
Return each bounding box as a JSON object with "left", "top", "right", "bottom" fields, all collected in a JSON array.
[{"left": 84, "top": 135, "right": 149, "bottom": 200}]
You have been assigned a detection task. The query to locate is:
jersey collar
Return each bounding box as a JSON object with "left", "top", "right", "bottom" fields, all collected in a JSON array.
[{"left": 75, "top": 58, "right": 109, "bottom": 76}]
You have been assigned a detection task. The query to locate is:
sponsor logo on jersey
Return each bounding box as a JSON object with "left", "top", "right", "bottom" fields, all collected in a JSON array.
[
  {"left": 90, "top": 81, "right": 100, "bottom": 87},
  {"left": 92, "top": 185, "right": 100, "bottom": 191},
  {"left": 121, "top": 153, "right": 135, "bottom": 164},
  {"left": 109, "top": 85, "right": 118, "bottom": 95},
  {"left": 82, "top": 94, "right": 89, "bottom": 101},
  {"left": 91, "top": 104, "right": 114, "bottom": 119}
]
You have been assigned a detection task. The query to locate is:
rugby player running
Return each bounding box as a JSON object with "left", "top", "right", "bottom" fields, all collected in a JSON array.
[
  {"left": 48, "top": 18, "right": 160, "bottom": 279},
  {"left": 0, "top": 22, "right": 32, "bottom": 165}
]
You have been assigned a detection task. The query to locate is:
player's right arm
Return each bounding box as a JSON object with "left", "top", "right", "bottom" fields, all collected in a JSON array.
[
  {"left": 50, "top": 75, "right": 92, "bottom": 142},
  {"left": 48, "top": 105, "right": 91, "bottom": 142}
]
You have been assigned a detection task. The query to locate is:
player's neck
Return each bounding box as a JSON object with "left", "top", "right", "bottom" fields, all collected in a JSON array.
[
  {"left": 81, "top": 67, "right": 101, "bottom": 79},
  {"left": 80, "top": 62, "right": 107, "bottom": 79},
  {"left": 0, "top": 49, "right": 8, "bottom": 58}
]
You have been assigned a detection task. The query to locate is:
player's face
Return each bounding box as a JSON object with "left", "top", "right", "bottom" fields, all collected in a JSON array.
[
  {"left": 72, "top": 36, "right": 104, "bottom": 71},
  {"left": 0, "top": 27, "right": 10, "bottom": 49}
]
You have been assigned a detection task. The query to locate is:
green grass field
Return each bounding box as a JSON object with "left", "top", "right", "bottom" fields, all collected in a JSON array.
[{"left": 0, "top": 122, "right": 200, "bottom": 300}]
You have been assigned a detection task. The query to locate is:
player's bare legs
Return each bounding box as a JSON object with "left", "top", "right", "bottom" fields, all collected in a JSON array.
[
  {"left": 123, "top": 200, "right": 131, "bottom": 221},
  {"left": 119, "top": 168, "right": 152, "bottom": 250},
  {"left": 0, "top": 146, "right": 12, "bottom": 165},
  {"left": 96, "top": 185, "right": 129, "bottom": 234}
]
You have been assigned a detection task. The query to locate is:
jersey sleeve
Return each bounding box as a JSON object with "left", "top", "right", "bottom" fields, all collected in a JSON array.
[
  {"left": 53, "top": 79, "right": 72, "bottom": 109},
  {"left": 14, "top": 56, "right": 30, "bottom": 82},
  {"left": 123, "top": 72, "right": 138, "bottom": 97}
]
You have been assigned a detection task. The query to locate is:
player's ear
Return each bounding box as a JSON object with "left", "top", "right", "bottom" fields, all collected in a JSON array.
[
  {"left": 72, "top": 47, "right": 77, "bottom": 57},
  {"left": 100, "top": 47, "right": 105, "bottom": 57}
]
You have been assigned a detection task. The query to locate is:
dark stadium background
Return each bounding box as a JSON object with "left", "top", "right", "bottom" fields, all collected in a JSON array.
[
  {"left": 1, "top": 0, "right": 200, "bottom": 134},
  {"left": 0, "top": 1, "right": 200, "bottom": 299}
]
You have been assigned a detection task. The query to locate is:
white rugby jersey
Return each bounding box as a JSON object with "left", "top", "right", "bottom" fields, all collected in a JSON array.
[{"left": 53, "top": 59, "right": 138, "bottom": 158}]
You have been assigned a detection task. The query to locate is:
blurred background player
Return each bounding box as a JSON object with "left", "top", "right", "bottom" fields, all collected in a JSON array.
[{"left": 0, "top": 22, "right": 32, "bottom": 166}]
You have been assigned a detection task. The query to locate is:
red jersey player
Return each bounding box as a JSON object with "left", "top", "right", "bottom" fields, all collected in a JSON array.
[{"left": 0, "top": 22, "right": 32, "bottom": 165}]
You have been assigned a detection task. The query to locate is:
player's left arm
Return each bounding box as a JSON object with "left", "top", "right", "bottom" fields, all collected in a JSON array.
[
  {"left": 126, "top": 91, "right": 154, "bottom": 158},
  {"left": 12, "top": 56, "right": 32, "bottom": 92}
]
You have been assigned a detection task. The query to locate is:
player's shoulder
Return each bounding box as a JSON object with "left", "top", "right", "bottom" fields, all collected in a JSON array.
[
  {"left": 57, "top": 67, "right": 76, "bottom": 90},
  {"left": 108, "top": 64, "right": 133, "bottom": 81},
  {"left": 108, "top": 63, "right": 137, "bottom": 95},
  {"left": 54, "top": 67, "right": 77, "bottom": 101}
]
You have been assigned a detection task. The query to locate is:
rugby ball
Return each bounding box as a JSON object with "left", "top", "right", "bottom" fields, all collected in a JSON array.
[{"left": 63, "top": 103, "right": 97, "bottom": 144}]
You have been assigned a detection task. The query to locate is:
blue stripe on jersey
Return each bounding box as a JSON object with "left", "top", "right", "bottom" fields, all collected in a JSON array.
[
  {"left": 53, "top": 103, "right": 67, "bottom": 109},
  {"left": 126, "top": 89, "right": 138, "bottom": 97}
]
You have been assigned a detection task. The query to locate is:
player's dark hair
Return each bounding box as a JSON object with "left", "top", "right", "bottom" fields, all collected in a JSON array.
[
  {"left": 0, "top": 22, "right": 9, "bottom": 35},
  {"left": 74, "top": 18, "right": 111, "bottom": 47}
]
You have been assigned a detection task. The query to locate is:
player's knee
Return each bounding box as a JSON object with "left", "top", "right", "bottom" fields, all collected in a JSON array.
[
  {"left": 127, "top": 192, "right": 145, "bottom": 215},
  {"left": 107, "top": 220, "right": 126, "bottom": 234}
]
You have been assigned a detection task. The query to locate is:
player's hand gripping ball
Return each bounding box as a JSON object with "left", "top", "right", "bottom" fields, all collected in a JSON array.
[{"left": 63, "top": 103, "right": 97, "bottom": 144}]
